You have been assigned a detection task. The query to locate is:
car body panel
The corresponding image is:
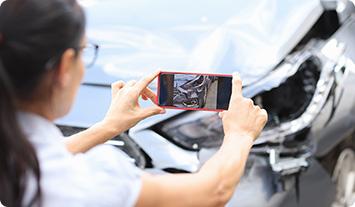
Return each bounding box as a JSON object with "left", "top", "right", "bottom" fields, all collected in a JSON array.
[
  {"left": 309, "top": 16, "right": 355, "bottom": 157},
  {"left": 80, "top": 0, "right": 323, "bottom": 86},
  {"left": 60, "top": 0, "right": 324, "bottom": 128},
  {"left": 56, "top": 85, "right": 111, "bottom": 127},
  {"left": 131, "top": 130, "right": 200, "bottom": 171},
  {"left": 225, "top": 157, "right": 335, "bottom": 207}
]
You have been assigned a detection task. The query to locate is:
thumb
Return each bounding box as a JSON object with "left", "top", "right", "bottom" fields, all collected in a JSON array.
[{"left": 141, "top": 106, "right": 166, "bottom": 119}]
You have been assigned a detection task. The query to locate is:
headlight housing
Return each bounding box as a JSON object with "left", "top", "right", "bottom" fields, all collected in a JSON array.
[{"left": 154, "top": 112, "right": 223, "bottom": 150}]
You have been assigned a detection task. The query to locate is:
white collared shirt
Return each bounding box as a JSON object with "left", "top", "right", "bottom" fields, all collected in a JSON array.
[{"left": 18, "top": 112, "right": 142, "bottom": 207}]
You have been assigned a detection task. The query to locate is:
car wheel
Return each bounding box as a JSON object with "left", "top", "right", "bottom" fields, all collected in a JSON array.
[{"left": 332, "top": 148, "right": 355, "bottom": 207}]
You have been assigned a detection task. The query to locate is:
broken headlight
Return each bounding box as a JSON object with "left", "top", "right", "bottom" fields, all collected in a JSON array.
[
  {"left": 256, "top": 56, "right": 321, "bottom": 128},
  {"left": 153, "top": 112, "right": 224, "bottom": 150}
]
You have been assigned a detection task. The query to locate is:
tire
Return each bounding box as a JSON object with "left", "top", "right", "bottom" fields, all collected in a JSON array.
[{"left": 332, "top": 147, "right": 355, "bottom": 207}]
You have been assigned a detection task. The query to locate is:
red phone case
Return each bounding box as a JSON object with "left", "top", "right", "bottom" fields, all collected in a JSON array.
[{"left": 157, "top": 71, "right": 232, "bottom": 112}]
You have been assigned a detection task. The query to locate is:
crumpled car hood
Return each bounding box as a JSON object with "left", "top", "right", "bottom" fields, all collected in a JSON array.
[
  {"left": 80, "top": 0, "right": 323, "bottom": 86},
  {"left": 57, "top": 0, "right": 324, "bottom": 127}
]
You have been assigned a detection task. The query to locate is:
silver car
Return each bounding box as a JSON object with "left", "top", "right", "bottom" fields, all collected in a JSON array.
[{"left": 59, "top": 0, "right": 355, "bottom": 206}]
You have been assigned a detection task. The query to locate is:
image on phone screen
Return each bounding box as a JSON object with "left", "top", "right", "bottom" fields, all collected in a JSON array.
[{"left": 158, "top": 72, "right": 232, "bottom": 111}]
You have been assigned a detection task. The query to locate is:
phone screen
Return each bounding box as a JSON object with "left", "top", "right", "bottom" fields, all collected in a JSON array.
[{"left": 157, "top": 72, "right": 232, "bottom": 111}]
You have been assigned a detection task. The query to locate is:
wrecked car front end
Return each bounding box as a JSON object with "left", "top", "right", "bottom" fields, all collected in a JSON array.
[{"left": 59, "top": 0, "right": 355, "bottom": 206}]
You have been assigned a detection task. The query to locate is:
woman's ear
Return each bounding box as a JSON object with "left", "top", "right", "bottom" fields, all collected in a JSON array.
[{"left": 55, "top": 48, "right": 76, "bottom": 88}]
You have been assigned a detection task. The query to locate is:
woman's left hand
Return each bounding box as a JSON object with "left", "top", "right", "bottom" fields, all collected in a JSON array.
[{"left": 100, "top": 71, "right": 166, "bottom": 136}]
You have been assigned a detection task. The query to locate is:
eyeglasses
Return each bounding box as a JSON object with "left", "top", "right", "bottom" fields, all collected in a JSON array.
[
  {"left": 78, "top": 42, "right": 99, "bottom": 68},
  {"left": 45, "top": 42, "right": 100, "bottom": 70}
]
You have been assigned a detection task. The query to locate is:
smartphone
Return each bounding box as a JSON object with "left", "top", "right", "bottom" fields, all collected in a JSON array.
[{"left": 157, "top": 71, "right": 232, "bottom": 111}]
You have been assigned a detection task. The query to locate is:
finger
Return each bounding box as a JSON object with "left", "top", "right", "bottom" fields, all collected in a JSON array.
[
  {"left": 231, "top": 72, "right": 243, "bottom": 100},
  {"left": 260, "top": 109, "right": 268, "bottom": 123},
  {"left": 246, "top": 98, "right": 254, "bottom": 108},
  {"left": 135, "top": 70, "right": 160, "bottom": 92},
  {"left": 260, "top": 108, "right": 268, "bottom": 115},
  {"left": 141, "top": 94, "right": 148, "bottom": 100},
  {"left": 254, "top": 105, "right": 261, "bottom": 110},
  {"left": 111, "top": 81, "right": 125, "bottom": 97},
  {"left": 126, "top": 80, "right": 137, "bottom": 87},
  {"left": 141, "top": 106, "right": 166, "bottom": 119},
  {"left": 142, "top": 87, "right": 158, "bottom": 104},
  {"left": 111, "top": 81, "right": 125, "bottom": 90}
]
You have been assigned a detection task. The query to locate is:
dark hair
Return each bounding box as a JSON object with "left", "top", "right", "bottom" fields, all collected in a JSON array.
[{"left": 0, "top": 0, "right": 85, "bottom": 206}]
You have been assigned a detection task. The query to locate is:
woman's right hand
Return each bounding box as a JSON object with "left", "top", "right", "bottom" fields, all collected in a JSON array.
[
  {"left": 219, "top": 73, "right": 268, "bottom": 141},
  {"left": 101, "top": 71, "right": 165, "bottom": 136}
]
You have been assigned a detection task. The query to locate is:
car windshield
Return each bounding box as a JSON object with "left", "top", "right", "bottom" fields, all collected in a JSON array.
[{"left": 79, "top": 0, "right": 322, "bottom": 86}]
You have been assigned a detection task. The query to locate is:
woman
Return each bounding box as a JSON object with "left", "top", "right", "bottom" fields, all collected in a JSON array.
[{"left": 0, "top": 0, "right": 267, "bottom": 206}]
